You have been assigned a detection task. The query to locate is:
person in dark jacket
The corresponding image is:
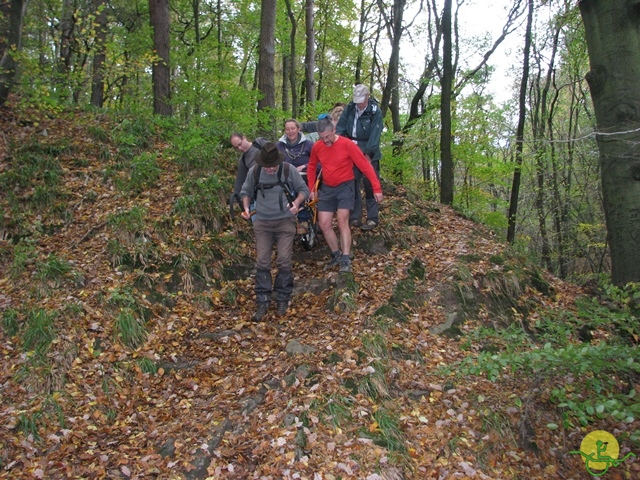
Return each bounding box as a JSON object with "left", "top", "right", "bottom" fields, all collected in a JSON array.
[
  {"left": 229, "top": 132, "right": 269, "bottom": 197},
  {"left": 240, "top": 143, "right": 309, "bottom": 321},
  {"left": 335, "top": 84, "right": 383, "bottom": 231},
  {"left": 276, "top": 118, "right": 315, "bottom": 234}
]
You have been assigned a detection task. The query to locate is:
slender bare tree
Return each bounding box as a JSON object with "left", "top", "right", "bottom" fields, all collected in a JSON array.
[
  {"left": 149, "top": 0, "right": 172, "bottom": 116},
  {"left": 0, "top": 0, "right": 30, "bottom": 106}
]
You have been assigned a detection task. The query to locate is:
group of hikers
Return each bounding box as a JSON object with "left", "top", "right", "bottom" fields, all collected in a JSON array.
[{"left": 230, "top": 84, "right": 384, "bottom": 322}]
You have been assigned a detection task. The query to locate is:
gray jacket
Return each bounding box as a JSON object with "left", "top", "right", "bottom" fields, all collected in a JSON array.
[{"left": 240, "top": 164, "right": 309, "bottom": 221}]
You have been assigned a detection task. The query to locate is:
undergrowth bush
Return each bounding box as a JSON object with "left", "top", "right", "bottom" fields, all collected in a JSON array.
[
  {"left": 173, "top": 174, "right": 229, "bottom": 234},
  {"left": 443, "top": 280, "right": 640, "bottom": 430}
]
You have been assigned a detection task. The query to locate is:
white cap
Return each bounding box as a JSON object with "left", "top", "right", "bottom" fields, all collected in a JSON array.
[{"left": 353, "top": 84, "right": 369, "bottom": 103}]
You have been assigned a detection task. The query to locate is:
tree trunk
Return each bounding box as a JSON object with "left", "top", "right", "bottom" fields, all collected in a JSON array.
[
  {"left": 59, "top": 0, "right": 76, "bottom": 77},
  {"left": 283, "top": 0, "right": 297, "bottom": 116},
  {"left": 304, "top": 0, "right": 315, "bottom": 106},
  {"left": 0, "top": 0, "right": 29, "bottom": 107},
  {"left": 257, "top": 0, "right": 276, "bottom": 113},
  {"left": 439, "top": 0, "right": 453, "bottom": 205},
  {"left": 377, "top": 0, "right": 404, "bottom": 128},
  {"left": 355, "top": 0, "right": 367, "bottom": 83},
  {"left": 579, "top": 0, "right": 640, "bottom": 284},
  {"left": 149, "top": 0, "right": 172, "bottom": 116},
  {"left": 90, "top": 0, "right": 108, "bottom": 108},
  {"left": 506, "top": 0, "right": 534, "bottom": 244},
  {"left": 282, "top": 54, "right": 290, "bottom": 113}
]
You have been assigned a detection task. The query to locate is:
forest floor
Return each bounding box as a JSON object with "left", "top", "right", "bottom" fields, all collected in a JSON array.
[{"left": 0, "top": 105, "right": 639, "bottom": 479}]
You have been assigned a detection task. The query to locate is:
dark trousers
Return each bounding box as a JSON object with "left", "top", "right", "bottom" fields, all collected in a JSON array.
[
  {"left": 253, "top": 218, "right": 296, "bottom": 304},
  {"left": 351, "top": 160, "right": 380, "bottom": 224}
]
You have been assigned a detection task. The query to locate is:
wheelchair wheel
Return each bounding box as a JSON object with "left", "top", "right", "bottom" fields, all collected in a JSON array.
[{"left": 300, "top": 224, "right": 317, "bottom": 250}]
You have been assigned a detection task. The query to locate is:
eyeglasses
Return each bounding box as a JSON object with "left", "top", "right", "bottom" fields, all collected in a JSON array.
[{"left": 319, "top": 132, "right": 335, "bottom": 145}]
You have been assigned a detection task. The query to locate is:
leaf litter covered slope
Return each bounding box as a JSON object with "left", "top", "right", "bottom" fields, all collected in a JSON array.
[{"left": 0, "top": 108, "right": 638, "bottom": 479}]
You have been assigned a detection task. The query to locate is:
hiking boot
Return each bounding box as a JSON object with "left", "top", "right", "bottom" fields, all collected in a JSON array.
[
  {"left": 350, "top": 219, "right": 363, "bottom": 228},
  {"left": 361, "top": 220, "right": 378, "bottom": 231},
  {"left": 326, "top": 250, "right": 342, "bottom": 269},
  {"left": 339, "top": 256, "right": 351, "bottom": 273},
  {"left": 252, "top": 303, "right": 269, "bottom": 322},
  {"left": 276, "top": 301, "right": 288, "bottom": 316}
]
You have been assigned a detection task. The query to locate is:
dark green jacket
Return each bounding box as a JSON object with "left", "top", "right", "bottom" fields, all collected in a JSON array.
[{"left": 335, "top": 99, "right": 383, "bottom": 162}]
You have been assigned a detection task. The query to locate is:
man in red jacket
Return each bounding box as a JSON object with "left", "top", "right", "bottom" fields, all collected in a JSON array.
[{"left": 307, "top": 118, "right": 383, "bottom": 273}]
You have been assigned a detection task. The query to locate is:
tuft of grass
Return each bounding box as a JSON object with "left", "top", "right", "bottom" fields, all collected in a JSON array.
[
  {"left": 114, "top": 308, "right": 147, "bottom": 349},
  {"left": 17, "top": 412, "right": 42, "bottom": 441},
  {"left": 373, "top": 406, "right": 407, "bottom": 453},
  {"left": 362, "top": 332, "right": 388, "bottom": 355},
  {"left": 35, "top": 254, "right": 73, "bottom": 288},
  {"left": 107, "top": 286, "right": 150, "bottom": 349},
  {"left": 10, "top": 241, "right": 36, "bottom": 279},
  {"left": 315, "top": 395, "right": 354, "bottom": 427},
  {"left": 2, "top": 308, "right": 20, "bottom": 336},
  {"left": 108, "top": 206, "right": 146, "bottom": 244},
  {"left": 22, "top": 309, "right": 57, "bottom": 354},
  {"left": 358, "top": 360, "right": 389, "bottom": 400},
  {"left": 137, "top": 357, "right": 158, "bottom": 374},
  {"left": 328, "top": 274, "right": 359, "bottom": 314}
]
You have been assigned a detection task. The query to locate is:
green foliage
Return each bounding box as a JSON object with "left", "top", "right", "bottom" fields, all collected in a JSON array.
[
  {"left": 315, "top": 395, "right": 354, "bottom": 427},
  {"left": 174, "top": 174, "right": 229, "bottom": 234},
  {"left": 117, "top": 152, "right": 161, "bottom": 194},
  {"left": 111, "top": 116, "right": 156, "bottom": 160},
  {"left": 441, "top": 276, "right": 640, "bottom": 429},
  {"left": 168, "top": 124, "right": 220, "bottom": 175}
]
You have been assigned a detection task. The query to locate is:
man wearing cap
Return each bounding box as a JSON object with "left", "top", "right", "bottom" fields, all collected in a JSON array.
[
  {"left": 335, "top": 84, "right": 384, "bottom": 231},
  {"left": 240, "top": 143, "right": 309, "bottom": 322}
]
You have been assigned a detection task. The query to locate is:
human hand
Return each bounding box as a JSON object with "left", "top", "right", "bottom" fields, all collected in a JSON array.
[
  {"left": 374, "top": 193, "right": 383, "bottom": 203},
  {"left": 241, "top": 209, "right": 251, "bottom": 220}
]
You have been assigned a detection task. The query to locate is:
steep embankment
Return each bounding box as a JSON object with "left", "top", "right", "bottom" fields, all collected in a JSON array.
[{"left": 0, "top": 106, "right": 637, "bottom": 479}]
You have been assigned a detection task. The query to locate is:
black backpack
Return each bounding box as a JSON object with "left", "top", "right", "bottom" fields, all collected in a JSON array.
[{"left": 252, "top": 162, "right": 295, "bottom": 211}]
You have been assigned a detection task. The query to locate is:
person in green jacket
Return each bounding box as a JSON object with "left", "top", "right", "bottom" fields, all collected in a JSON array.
[{"left": 335, "top": 84, "right": 383, "bottom": 231}]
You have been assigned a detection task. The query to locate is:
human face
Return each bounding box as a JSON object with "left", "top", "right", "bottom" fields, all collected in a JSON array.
[
  {"left": 264, "top": 166, "right": 278, "bottom": 175},
  {"left": 318, "top": 129, "right": 336, "bottom": 146},
  {"left": 230, "top": 136, "right": 249, "bottom": 152},
  {"left": 284, "top": 122, "right": 300, "bottom": 142},
  {"left": 356, "top": 95, "right": 369, "bottom": 110}
]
